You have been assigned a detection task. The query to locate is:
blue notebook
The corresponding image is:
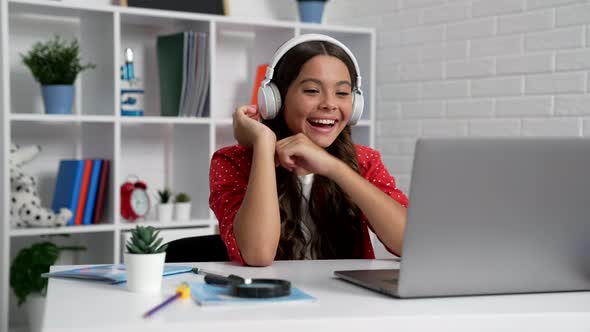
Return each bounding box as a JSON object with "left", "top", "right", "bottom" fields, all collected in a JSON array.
[
  {"left": 42, "top": 264, "right": 192, "bottom": 284},
  {"left": 189, "top": 282, "right": 316, "bottom": 306},
  {"left": 51, "top": 160, "right": 85, "bottom": 226},
  {"left": 82, "top": 159, "right": 102, "bottom": 225}
]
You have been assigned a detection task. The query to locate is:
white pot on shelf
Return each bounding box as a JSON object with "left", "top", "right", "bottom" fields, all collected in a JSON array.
[
  {"left": 157, "top": 203, "right": 173, "bottom": 223},
  {"left": 174, "top": 202, "right": 191, "bottom": 221},
  {"left": 25, "top": 293, "right": 46, "bottom": 332},
  {"left": 123, "top": 252, "right": 166, "bottom": 293}
]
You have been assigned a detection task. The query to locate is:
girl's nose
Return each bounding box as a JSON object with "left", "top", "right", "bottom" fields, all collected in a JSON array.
[{"left": 320, "top": 94, "right": 337, "bottom": 111}]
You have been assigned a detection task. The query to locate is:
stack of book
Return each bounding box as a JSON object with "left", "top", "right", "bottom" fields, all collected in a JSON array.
[
  {"left": 157, "top": 31, "right": 210, "bottom": 117},
  {"left": 51, "top": 159, "right": 110, "bottom": 226}
]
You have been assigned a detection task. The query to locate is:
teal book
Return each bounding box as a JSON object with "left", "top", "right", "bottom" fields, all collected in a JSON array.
[
  {"left": 51, "top": 159, "right": 85, "bottom": 226},
  {"left": 189, "top": 282, "right": 316, "bottom": 306},
  {"left": 82, "top": 159, "right": 102, "bottom": 225},
  {"left": 42, "top": 264, "right": 192, "bottom": 284},
  {"left": 157, "top": 32, "right": 187, "bottom": 117}
]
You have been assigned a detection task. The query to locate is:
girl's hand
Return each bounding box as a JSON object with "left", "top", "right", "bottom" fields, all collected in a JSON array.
[
  {"left": 275, "top": 133, "right": 341, "bottom": 176},
  {"left": 233, "top": 105, "right": 276, "bottom": 148}
]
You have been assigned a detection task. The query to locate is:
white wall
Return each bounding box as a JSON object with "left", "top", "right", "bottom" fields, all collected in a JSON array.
[{"left": 325, "top": 0, "right": 590, "bottom": 195}]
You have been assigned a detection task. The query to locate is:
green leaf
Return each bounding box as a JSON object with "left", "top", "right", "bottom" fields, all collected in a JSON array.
[
  {"left": 156, "top": 243, "right": 168, "bottom": 253},
  {"left": 10, "top": 241, "right": 85, "bottom": 305},
  {"left": 127, "top": 244, "right": 142, "bottom": 254},
  {"left": 20, "top": 35, "right": 95, "bottom": 84},
  {"left": 134, "top": 238, "right": 148, "bottom": 251},
  {"left": 151, "top": 238, "right": 163, "bottom": 250}
]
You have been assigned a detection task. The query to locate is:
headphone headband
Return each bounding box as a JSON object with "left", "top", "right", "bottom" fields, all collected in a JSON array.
[
  {"left": 263, "top": 33, "right": 362, "bottom": 89},
  {"left": 257, "top": 33, "right": 365, "bottom": 125}
]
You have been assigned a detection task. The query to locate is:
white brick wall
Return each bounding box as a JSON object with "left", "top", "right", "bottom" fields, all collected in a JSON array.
[{"left": 324, "top": 0, "right": 590, "bottom": 195}]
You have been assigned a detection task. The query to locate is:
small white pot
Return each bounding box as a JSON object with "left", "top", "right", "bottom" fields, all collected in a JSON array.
[
  {"left": 124, "top": 252, "right": 166, "bottom": 293},
  {"left": 157, "top": 203, "right": 173, "bottom": 223},
  {"left": 174, "top": 202, "right": 191, "bottom": 221},
  {"left": 25, "top": 293, "right": 46, "bottom": 332}
]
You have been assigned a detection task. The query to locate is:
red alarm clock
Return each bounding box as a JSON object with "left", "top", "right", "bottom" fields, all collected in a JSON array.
[{"left": 120, "top": 175, "right": 150, "bottom": 221}]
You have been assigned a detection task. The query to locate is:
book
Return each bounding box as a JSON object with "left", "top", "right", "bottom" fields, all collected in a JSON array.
[
  {"left": 195, "top": 32, "right": 210, "bottom": 117},
  {"left": 189, "top": 282, "right": 316, "bottom": 306},
  {"left": 73, "top": 160, "right": 93, "bottom": 226},
  {"left": 42, "top": 264, "right": 193, "bottom": 284},
  {"left": 92, "top": 159, "right": 110, "bottom": 224},
  {"left": 82, "top": 159, "right": 102, "bottom": 225},
  {"left": 51, "top": 159, "right": 85, "bottom": 226},
  {"left": 250, "top": 64, "right": 268, "bottom": 105},
  {"left": 178, "top": 31, "right": 193, "bottom": 116},
  {"left": 157, "top": 32, "right": 186, "bottom": 117}
]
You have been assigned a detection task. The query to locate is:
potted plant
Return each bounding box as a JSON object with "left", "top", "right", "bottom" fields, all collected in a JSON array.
[
  {"left": 157, "top": 188, "right": 173, "bottom": 223},
  {"left": 174, "top": 192, "right": 191, "bottom": 221},
  {"left": 124, "top": 225, "right": 168, "bottom": 293},
  {"left": 10, "top": 241, "right": 85, "bottom": 332},
  {"left": 21, "top": 35, "right": 96, "bottom": 114},
  {"left": 297, "top": 0, "right": 328, "bottom": 23}
]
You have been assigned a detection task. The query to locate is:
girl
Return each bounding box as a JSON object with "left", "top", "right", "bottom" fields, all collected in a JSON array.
[{"left": 209, "top": 34, "right": 408, "bottom": 266}]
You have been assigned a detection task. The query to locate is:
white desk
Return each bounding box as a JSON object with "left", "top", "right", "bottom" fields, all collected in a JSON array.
[{"left": 44, "top": 259, "right": 590, "bottom": 332}]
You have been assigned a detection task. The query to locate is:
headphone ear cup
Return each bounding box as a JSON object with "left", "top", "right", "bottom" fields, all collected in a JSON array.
[
  {"left": 348, "top": 90, "right": 364, "bottom": 126},
  {"left": 258, "top": 82, "right": 282, "bottom": 120},
  {"left": 270, "top": 83, "right": 282, "bottom": 117}
]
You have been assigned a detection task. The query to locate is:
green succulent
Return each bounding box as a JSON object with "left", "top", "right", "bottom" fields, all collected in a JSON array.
[
  {"left": 175, "top": 192, "right": 191, "bottom": 203},
  {"left": 157, "top": 188, "right": 172, "bottom": 204},
  {"left": 21, "top": 35, "right": 96, "bottom": 85},
  {"left": 126, "top": 225, "right": 167, "bottom": 254}
]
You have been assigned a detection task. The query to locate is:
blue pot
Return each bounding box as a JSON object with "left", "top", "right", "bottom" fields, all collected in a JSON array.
[
  {"left": 298, "top": 1, "right": 325, "bottom": 24},
  {"left": 41, "top": 85, "right": 75, "bottom": 114}
]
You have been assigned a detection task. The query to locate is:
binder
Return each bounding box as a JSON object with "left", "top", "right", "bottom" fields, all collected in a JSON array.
[
  {"left": 92, "top": 159, "right": 110, "bottom": 224},
  {"left": 157, "top": 32, "right": 187, "bottom": 116},
  {"left": 82, "top": 160, "right": 102, "bottom": 225},
  {"left": 157, "top": 31, "right": 210, "bottom": 118},
  {"left": 51, "top": 160, "right": 85, "bottom": 226},
  {"left": 73, "top": 160, "right": 93, "bottom": 226}
]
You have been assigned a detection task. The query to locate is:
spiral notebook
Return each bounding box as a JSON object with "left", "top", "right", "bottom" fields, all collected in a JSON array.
[{"left": 189, "top": 282, "right": 316, "bottom": 307}]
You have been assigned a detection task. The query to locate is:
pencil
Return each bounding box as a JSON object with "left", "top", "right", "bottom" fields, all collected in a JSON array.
[{"left": 143, "top": 283, "right": 191, "bottom": 318}]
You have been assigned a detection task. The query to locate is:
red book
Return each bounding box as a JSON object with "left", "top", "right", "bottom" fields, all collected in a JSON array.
[
  {"left": 74, "top": 160, "right": 93, "bottom": 226},
  {"left": 250, "top": 64, "right": 268, "bottom": 105},
  {"left": 92, "top": 159, "right": 110, "bottom": 224}
]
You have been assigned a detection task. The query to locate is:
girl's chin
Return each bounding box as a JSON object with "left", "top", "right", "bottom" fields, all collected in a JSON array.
[{"left": 308, "top": 134, "right": 337, "bottom": 148}]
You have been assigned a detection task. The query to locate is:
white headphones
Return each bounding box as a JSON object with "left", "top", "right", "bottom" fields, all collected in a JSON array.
[{"left": 257, "top": 34, "right": 364, "bottom": 126}]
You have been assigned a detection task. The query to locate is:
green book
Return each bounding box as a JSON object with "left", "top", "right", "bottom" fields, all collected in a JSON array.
[{"left": 157, "top": 32, "right": 187, "bottom": 117}]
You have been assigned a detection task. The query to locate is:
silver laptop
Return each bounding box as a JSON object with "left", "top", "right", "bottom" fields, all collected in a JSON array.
[{"left": 335, "top": 138, "right": 590, "bottom": 298}]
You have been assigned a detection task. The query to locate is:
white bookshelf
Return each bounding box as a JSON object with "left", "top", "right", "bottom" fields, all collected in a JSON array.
[{"left": 0, "top": 0, "right": 375, "bottom": 330}]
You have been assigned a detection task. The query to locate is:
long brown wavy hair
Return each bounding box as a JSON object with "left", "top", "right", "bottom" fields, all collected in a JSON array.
[{"left": 262, "top": 40, "right": 364, "bottom": 260}]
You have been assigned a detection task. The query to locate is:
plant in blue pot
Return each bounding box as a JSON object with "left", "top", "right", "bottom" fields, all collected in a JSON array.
[
  {"left": 21, "top": 36, "right": 95, "bottom": 115},
  {"left": 297, "top": 0, "right": 328, "bottom": 24}
]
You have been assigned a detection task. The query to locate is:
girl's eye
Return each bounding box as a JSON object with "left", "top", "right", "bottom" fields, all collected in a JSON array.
[
  {"left": 337, "top": 92, "right": 350, "bottom": 96},
  {"left": 304, "top": 89, "right": 319, "bottom": 94}
]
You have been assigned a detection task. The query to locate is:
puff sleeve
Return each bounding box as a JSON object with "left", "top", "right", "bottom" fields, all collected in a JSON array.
[{"left": 209, "top": 146, "right": 252, "bottom": 265}]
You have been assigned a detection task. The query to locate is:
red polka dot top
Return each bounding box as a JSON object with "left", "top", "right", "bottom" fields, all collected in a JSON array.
[{"left": 209, "top": 144, "right": 409, "bottom": 265}]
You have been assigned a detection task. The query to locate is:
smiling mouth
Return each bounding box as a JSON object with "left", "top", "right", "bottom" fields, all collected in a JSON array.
[{"left": 308, "top": 119, "right": 337, "bottom": 128}]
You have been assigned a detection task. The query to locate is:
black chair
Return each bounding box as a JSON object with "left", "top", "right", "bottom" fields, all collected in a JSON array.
[{"left": 164, "top": 234, "right": 230, "bottom": 262}]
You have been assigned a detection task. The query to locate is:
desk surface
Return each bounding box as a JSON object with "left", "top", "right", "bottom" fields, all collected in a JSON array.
[{"left": 44, "top": 259, "right": 590, "bottom": 332}]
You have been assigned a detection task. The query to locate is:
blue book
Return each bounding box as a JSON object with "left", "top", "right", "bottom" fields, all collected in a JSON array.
[
  {"left": 51, "top": 159, "right": 85, "bottom": 226},
  {"left": 41, "top": 264, "right": 193, "bottom": 284},
  {"left": 82, "top": 160, "right": 102, "bottom": 225},
  {"left": 189, "top": 282, "right": 316, "bottom": 306}
]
